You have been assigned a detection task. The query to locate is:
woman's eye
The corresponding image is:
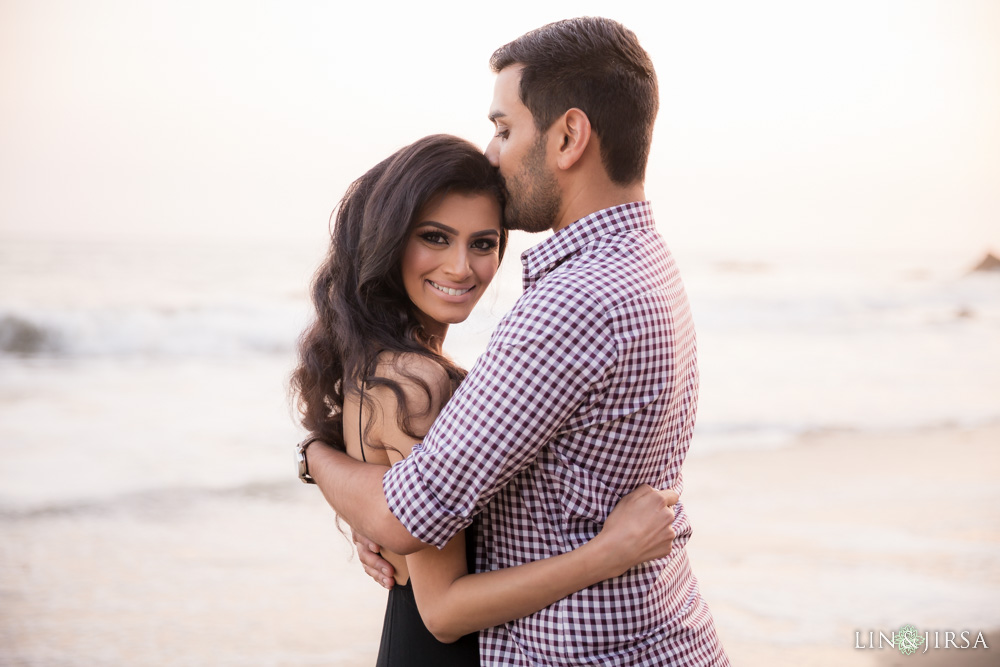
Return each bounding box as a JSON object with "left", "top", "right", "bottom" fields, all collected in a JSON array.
[
  {"left": 472, "top": 239, "right": 498, "bottom": 252},
  {"left": 419, "top": 232, "right": 448, "bottom": 245}
]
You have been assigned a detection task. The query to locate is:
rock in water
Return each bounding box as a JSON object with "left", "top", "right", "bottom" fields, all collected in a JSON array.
[
  {"left": 0, "top": 315, "right": 55, "bottom": 355},
  {"left": 971, "top": 252, "right": 1000, "bottom": 272}
]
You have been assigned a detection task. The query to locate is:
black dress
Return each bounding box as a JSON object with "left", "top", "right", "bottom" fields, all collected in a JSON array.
[
  {"left": 359, "top": 389, "right": 480, "bottom": 667},
  {"left": 372, "top": 528, "right": 480, "bottom": 667}
]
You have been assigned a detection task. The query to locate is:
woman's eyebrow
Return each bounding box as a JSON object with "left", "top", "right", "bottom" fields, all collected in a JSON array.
[
  {"left": 414, "top": 221, "right": 458, "bottom": 234},
  {"left": 415, "top": 222, "right": 499, "bottom": 239}
]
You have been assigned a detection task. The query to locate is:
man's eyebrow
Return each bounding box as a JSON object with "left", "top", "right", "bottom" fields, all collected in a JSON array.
[{"left": 488, "top": 111, "right": 506, "bottom": 124}]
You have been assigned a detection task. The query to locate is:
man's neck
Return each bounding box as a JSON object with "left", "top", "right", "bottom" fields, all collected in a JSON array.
[{"left": 552, "top": 181, "right": 646, "bottom": 232}]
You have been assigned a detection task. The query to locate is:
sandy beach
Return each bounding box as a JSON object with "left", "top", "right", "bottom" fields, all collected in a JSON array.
[
  {"left": 2, "top": 425, "right": 997, "bottom": 666},
  {"left": 683, "top": 424, "right": 1000, "bottom": 666}
]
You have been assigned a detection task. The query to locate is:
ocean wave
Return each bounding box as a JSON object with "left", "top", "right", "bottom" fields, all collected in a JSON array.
[
  {"left": 0, "top": 480, "right": 296, "bottom": 519},
  {"left": 0, "top": 303, "right": 309, "bottom": 359}
]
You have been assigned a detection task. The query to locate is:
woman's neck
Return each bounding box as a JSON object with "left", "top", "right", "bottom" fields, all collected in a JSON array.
[
  {"left": 424, "top": 330, "right": 446, "bottom": 355},
  {"left": 414, "top": 313, "right": 448, "bottom": 353}
]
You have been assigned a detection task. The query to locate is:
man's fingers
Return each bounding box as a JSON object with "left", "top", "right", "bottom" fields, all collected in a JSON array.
[
  {"left": 350, "top": 527, "right": 383, "bottom": 554},
  {"left": 357, "top": 547, "right": 377, "bottom": 567},
  {"left": 358, "top": 546, "right": 391, "bottom": 572},
  {"left": 359, "top": 550, "right": 395, "bottom": 588},
  {"left": 353, "top": 536, "right": 381, "bottom": 554},
  {"left": 362, "top": 562, "right": 394, "bottom": 589},
  {"left": 355, "top": 541, "right": 379, "bottom": 563},
  {"left": 357, "top": 544, "right": 395, "bottom": 580},
  {"left": 349, "top": 528, "right": 395, "bottom": 588}
]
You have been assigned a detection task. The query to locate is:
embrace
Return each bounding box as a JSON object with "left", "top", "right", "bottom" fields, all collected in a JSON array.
[{"left": 292, "top": 17, "right": 730, "bottom": 667}]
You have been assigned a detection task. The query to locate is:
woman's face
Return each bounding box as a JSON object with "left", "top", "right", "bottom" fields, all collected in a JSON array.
[{"left": 401, "top": 191, "right": 502, "bottom": 340}]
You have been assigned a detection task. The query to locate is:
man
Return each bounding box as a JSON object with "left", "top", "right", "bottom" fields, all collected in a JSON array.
[{"left": 305, "top": 17, "right": 729, "bottom": 666}]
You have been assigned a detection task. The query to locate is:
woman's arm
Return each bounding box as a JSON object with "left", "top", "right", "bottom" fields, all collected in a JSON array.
[{"left": 406, "top": 484, "right": 677, "bottom": 643}]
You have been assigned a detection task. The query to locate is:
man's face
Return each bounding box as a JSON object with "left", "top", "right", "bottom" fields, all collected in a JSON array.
[{"left": 485, "top": 66, "right": 561, "bottom": 233}]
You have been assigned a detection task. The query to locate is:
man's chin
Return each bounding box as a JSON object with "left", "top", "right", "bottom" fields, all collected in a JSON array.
[
  {"left": 504, "top": 219, "right": 550, "bottom": 233},
  {"left": 503, "top": 209, "right": 554, "bottom": 234}
]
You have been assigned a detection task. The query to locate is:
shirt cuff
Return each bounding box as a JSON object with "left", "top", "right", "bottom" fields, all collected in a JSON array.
[{"left": 382, "top": 449, "right": 470, "bottom": 549}]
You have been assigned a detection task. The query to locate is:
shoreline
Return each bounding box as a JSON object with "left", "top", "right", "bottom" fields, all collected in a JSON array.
[{"left": 2, "top": 424, "right": 998, "bottom": 665}]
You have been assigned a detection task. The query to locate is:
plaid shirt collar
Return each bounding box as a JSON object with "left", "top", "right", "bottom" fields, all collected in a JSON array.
[{"left": 520, "top": 201, "right": 655, "bottom": 289}]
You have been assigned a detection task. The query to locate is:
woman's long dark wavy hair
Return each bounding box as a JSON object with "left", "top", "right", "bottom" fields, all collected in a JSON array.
[{"left": 291, "top": 134, "right": 507, "bottom": 450}]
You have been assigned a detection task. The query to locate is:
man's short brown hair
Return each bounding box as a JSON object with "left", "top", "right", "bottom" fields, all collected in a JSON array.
[{"left": 490, "top": 17, "right": 659, "bottom": 185}]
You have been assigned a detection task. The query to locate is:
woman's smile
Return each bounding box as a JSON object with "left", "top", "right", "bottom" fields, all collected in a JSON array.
[{"left": 428, "top": 280, "right": 475, "bottom": 298}]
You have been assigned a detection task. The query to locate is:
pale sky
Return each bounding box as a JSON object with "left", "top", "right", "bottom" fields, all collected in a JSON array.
[{"left": 1, "top": 0, "right": 998, "bottom": 257}]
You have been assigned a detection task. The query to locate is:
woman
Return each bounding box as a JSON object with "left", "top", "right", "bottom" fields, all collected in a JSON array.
[{"left": 292, "top": 135, "right": 676, "bottom": 665}]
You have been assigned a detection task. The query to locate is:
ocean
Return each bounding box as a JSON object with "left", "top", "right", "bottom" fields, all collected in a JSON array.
[{"left": 1, "top": 231, "right": 998, "bottom": 513}]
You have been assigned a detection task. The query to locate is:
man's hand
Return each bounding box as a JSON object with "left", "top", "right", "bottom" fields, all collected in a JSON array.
[{"left": 353, "top": 528, "right": 397, "bottom": 590}]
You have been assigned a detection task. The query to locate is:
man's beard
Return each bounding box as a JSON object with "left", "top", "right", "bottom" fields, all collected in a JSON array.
[{"left": 501, "top": 135, "right": 560, "bottom": 233}]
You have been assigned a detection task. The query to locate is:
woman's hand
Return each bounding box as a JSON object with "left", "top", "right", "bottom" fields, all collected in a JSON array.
[{"left": 593, "top": 484, "right": 679, "bottom": 577}]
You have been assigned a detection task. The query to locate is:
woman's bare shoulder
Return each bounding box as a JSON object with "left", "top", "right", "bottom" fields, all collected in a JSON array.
[
  {"left": 372, "top": 351, "right": 452, "bottom": 405},
  {"left": 366, "top": 351, "right": 452, "bottom": 462}
]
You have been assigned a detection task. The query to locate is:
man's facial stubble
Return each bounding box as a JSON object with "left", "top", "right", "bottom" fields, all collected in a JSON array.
[{"left": 499, "top": 133, "right": 560, "bottom": 234}]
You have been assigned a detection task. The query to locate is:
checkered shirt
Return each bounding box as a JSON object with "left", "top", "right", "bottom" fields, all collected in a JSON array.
[{"left": 383, "top": 202, "right": 729, "bottom": 666}]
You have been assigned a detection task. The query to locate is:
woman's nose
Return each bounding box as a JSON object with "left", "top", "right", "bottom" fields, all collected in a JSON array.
[{"left": 443, "top": 247, "right": 472, "bottom": 278}]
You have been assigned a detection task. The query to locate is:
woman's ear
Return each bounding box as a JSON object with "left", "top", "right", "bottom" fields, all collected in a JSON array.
[{"left": 553, "top": 108, "right": 592, "bottom": 171}]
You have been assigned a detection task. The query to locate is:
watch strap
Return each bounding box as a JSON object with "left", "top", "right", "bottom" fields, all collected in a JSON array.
[{"left": 296, "top": 436, "right": 323, "bottom": 484}]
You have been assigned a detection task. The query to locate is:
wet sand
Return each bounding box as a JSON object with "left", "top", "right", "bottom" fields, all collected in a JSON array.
[
  {"left": 2, "top": 425, "right": 997, "bottom": 665},
  {"left": 683, "top": 424, "right": 1000, "bottom": 666},
  {"left": 0, "top": 484, "right": 385, "bottom": 666}
]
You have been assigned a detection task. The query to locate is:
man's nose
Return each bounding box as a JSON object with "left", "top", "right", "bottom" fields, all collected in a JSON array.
[{"left": 484, "top": 138, "right": 500, "bottom": 168}]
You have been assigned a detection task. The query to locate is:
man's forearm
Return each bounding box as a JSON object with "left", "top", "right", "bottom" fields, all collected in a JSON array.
[{"left": 307, "top": 442, "right": 429, "bottom": 554}]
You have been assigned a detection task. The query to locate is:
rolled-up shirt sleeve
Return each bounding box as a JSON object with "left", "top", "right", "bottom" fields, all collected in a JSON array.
[{"left": 382, "top": 285, "right": 617, "bottom": 549}]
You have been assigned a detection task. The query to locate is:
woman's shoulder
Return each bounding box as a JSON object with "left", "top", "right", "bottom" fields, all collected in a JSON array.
[
  {"left": 364, "top": 350, "right": 453, "bottom": 448},
  {"left": 374, "top": 350, "right": 451, "bottom": 384},
  {"left": 371, "top": 350, "right": 453, "bottom": 409}
]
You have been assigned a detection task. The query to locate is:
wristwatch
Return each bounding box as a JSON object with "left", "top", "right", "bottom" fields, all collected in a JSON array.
[{"left": 295, "top": 436, "right": 322, "bottom": 484}]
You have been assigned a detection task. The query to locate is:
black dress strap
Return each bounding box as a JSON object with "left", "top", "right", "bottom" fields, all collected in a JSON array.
[{"left": 358, "top": 383, "right": 367, "bottom": 463}]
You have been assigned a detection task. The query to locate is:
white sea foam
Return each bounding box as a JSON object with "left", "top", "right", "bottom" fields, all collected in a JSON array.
[
  {"left": 0, "top": 302, "right": 309, "bottom": 358},
  {"left": 1, "top": 235, "right": 998, "bottom": 507}
]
